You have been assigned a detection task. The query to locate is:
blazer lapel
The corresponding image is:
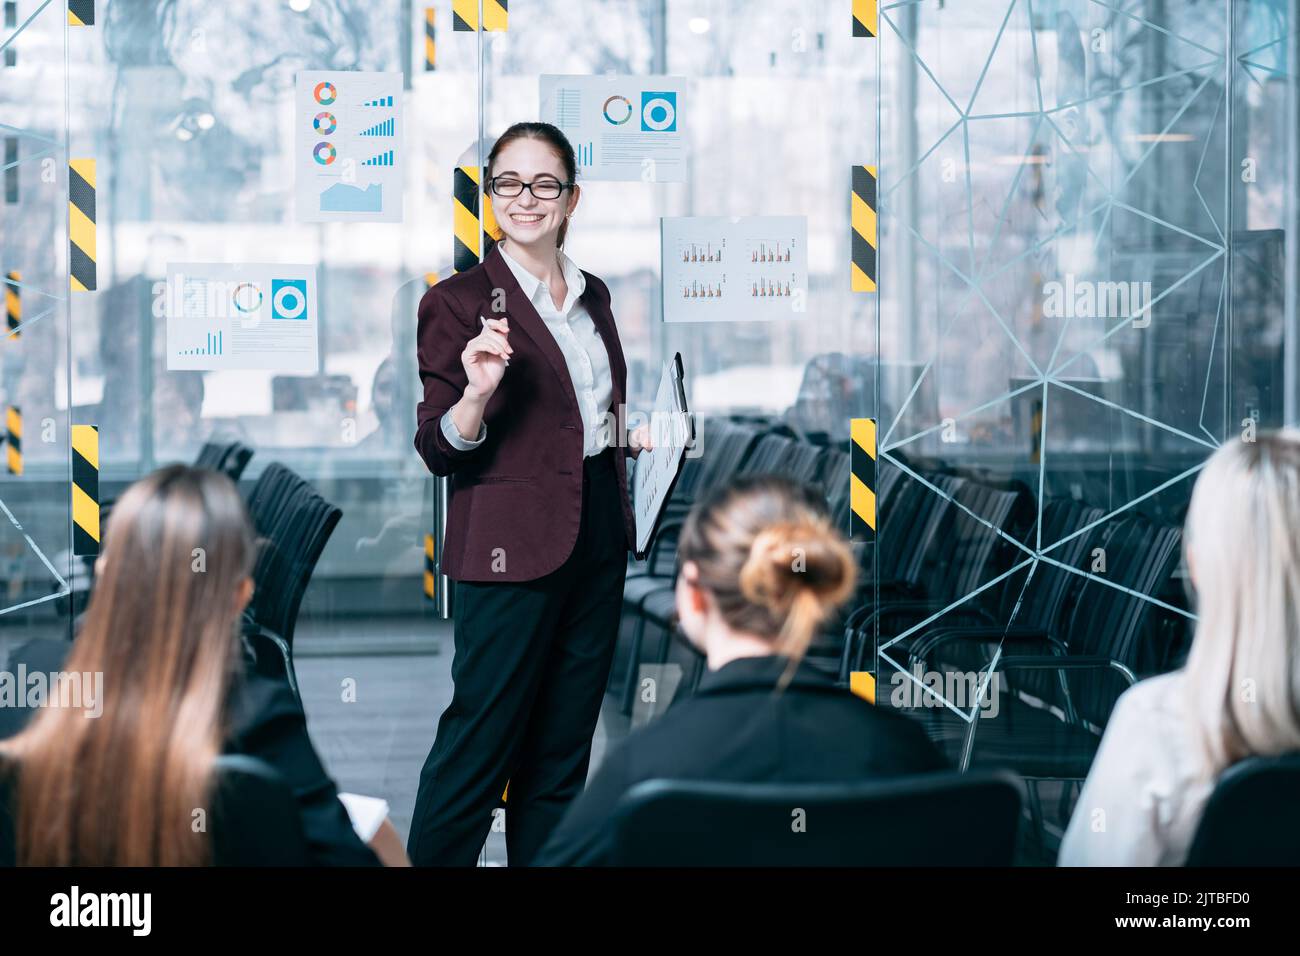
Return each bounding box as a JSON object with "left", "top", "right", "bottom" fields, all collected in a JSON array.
[
  {"left": 482, "top": 246, "right": 580, "bottom": 416},
  {"left": 582, "top": 280, "right": 627, "bottom": 408}
]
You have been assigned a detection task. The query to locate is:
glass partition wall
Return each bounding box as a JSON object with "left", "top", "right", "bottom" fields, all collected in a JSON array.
[
  {"left": 1, "top": 0, "right": 1295, "bottom": 862},
  {"left": 875, "top": 0, "right": 1297, "bottom": 858},
  {"left": 0, "top": 3, "right": 75, "bottom": 659}
]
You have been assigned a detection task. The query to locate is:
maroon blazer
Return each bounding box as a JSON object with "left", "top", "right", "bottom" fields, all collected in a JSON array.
[{"left": 414, "top": 244, "right": 637, "bottom": 582}]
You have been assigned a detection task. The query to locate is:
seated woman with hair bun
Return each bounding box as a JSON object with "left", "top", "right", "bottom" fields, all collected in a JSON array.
[{"left": 535, "top": 474, "right": 947, "bottom": 866}]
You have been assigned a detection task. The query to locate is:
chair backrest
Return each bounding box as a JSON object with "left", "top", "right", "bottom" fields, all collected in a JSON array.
[
  {"left": 0, "top": 754, "right": 309, "bottom": 866},
  {"left": 692, "top": 421, "right": 763, "bottom": 499},
  {"left": 610, "top": 771, "right": 1023, "bottom": 866},
  {"left": 1184, "top": 753, "right": 1300, "bottom": 866},
  {"left": 244, "top": 463, "right": 342, "bottom": 649},
  {"left": 209, "top": 755, "right": 311, "bottom": 866},
  {"left": 893, "top": 473, "right": 966, "bottom": 588},
  {"left": 1060, "top": 514, "right": 1182, "bottom": 727},
  {"left": 737, "top": 433, "right": 797, "bottom": 477},
  {"left": 930, "top": 479, "right": 1025, "bottom": 603},
  {"left": 1007, "top": 498, "right": 1106, "bottom": 631},
  {"left": 217, "top": 442, "right": 255, "bottom": 482},
  {"left": 193, "top": 439, "right": 255, "bottom": 482}
]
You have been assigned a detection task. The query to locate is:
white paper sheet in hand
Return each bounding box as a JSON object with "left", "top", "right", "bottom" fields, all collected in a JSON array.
[
  {"left": 633, "top": 356, "right": 691, "bottom": 557},
  {"left": 337, "top": 792, "right": 390, "bottom": 844}
]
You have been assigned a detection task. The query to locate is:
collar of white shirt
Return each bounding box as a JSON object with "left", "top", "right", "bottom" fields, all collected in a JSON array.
[{"left": 497, "top": 240, "right": 587, "bottom": 316}]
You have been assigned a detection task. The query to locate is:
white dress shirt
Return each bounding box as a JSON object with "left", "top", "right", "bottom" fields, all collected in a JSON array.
[
  {"left": 1057, "top": 671, "right": 1217, "bottom": 866},
  {"left": 440, "top": 243, "right": 614, "bottom": 459}
]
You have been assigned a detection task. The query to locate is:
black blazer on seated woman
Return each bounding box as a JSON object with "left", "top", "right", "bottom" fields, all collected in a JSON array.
[
  {"left": 0, "top": 638, "right": 378, "bottom": 867},
  {"left": 535, "top": 654, "right": 948, "bottom": 866}
]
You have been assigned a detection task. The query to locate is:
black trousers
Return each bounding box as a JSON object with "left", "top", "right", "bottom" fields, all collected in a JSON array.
[{"left": 407, "top": 449, "right": 628, "bottom": 866}]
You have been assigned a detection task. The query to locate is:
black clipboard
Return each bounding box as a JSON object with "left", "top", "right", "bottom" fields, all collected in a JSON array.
[{"left": 632, "top": 353, "right": 693, "bottom": 561}]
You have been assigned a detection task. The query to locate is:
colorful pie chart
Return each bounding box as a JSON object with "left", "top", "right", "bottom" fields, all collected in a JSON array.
[
  {"left": 602, "top": 94, "right": 632, "bottom": 125},
  {"left": 313, "top": 142, "right": 337, "bottom": 165},
  {"left": 313, "top": 111, "right": 337, "bottom": 135},
  {"left": 314, "top": 81, "right": 337, "bottom": 105}
]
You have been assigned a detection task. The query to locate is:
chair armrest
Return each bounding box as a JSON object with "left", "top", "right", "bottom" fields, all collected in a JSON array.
[
  {"left": 839, "top": 605, "right": 995, "bottom": 680},
  {"left": 997, "top": 654, "right": 1137, "bottom": 686},
  {"left": 859, "top": 601, "right": 996, "bottom": 636},
  {"left": 841, "top": 583, "right": 930, "bottom": 634},
  {"left": 909, "top": 625, "right": 1064, "bottom": 670}
]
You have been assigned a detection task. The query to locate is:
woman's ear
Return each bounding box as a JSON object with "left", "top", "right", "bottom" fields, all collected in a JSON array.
[
  {"left": 675, "top": 561, "right": 709, "bottom": 650},
  {"left": 678, "top": 561, "right": 709, "bottom": 614},
  {"left": 234, "top": 576, "right": 255, "bottom": 615},
  {"left": 567, "top": 183, "right": 581, "bottom": 218}
]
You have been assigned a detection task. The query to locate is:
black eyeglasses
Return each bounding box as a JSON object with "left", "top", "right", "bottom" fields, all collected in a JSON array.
[{"left": 487, "top": 176, "right": 574, "bottom": 200}]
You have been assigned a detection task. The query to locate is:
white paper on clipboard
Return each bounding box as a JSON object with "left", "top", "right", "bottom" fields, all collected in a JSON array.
[{"left": 632, "top": 353, "right": 692, "bottom": 559}]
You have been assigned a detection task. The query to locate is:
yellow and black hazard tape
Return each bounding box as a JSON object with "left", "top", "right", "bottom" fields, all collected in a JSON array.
[
  {"left": 5, "top": 406, "right": 19, "bottom": 476},
  {"left": 424, "top": 533, "right": 436, "bottom": 601},
  {"left": 5, "top": 270, "right": 18, "bottom": 338},
  {"left": 852, "top": 0, "right": 877, "bottom": 38},
  {"left": 69, "top": 158, "right": 96, "bottom": 292},
  {"left": 453, "top": 165, "right": 501, "bottom": 274},
  {"left": 453, "top": 0, "right": 507, "bottom": 31},
  {"left": 67, "top": 0, "right": 94, "bottom": 26},
  {"left": 424, "top": 7, "right": 436, "bottom": 70},
  {"left": 850, "top": 417, "right": 876, "bottom": 540},
  {"left": 849, "top": 671, "right": 876, "bottom": 704},
  {"left": 851, "top": 165, "right": 877, "bottom": 293},
  {"left": 72, "top": 424, "right": 99, "bottom": 555}
]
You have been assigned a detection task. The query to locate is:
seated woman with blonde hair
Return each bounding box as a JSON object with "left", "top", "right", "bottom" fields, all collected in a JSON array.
[
  {"left": 1060, "top": 430, "right": 1300, "bottom": 865},
  {"left": 0, "top": 465, "right": 405, "bottom": 866},
  {"left": 537, "top": 474, "right": 947, "bottom": 866}
]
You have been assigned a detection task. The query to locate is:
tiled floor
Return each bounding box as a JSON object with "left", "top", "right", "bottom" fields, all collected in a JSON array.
[{"left": 293, "top": 615, "right": 631, "bottom": 865}]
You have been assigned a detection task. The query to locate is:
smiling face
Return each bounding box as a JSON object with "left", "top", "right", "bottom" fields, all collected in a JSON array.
[{"left": 489, "top": 136, "right": 579, "bottom": 253}]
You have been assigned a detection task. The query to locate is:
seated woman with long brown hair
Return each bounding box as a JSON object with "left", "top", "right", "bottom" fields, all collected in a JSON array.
[
  {"left": 536, "top": 474, "right": 947, "bottom": 866},
  {"left": 0, "top": 465, "right": 402, "bottom": 865}
]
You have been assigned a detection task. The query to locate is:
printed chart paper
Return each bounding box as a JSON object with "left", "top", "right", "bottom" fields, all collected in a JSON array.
[
  {"left": 296, "top": 70, "right": 403, "bottom": 222},
  {"left": 165, "top": 262, "right": 318, "bottom": 372},
  {"left": 540, "top": 74, "right": 686, "bottom": 182},
  {"left": 661, "top": 216, "right": 808, "bottom": 323},
  {"left": 632, "top": 353, "right": 692, "bottom": 558}
]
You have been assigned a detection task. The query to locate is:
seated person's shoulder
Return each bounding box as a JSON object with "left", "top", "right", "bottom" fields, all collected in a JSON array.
[
  {"left": 225, "top": 667, "right": 304, "bottom": 746},
  {"left": 1104, "top": 671, "right": 1199, "bottom": 767},
  {"left": 830, "top": 689, "right": 950, "bottom": 771}
]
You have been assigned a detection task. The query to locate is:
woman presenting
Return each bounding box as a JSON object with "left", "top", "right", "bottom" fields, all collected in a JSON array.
[{"left": 409, "top": 122, "right": 650, "bottom": 866}]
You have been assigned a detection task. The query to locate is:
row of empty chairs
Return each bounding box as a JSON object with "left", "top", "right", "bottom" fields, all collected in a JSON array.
[{"left": 615, "top": 416, "right": 1193, "bottom": 856}]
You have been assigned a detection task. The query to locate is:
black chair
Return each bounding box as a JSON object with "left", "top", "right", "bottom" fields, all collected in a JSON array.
[
  {"left": 243, "top": 463, "right": 343, "bottom": 699},
  {"left": 904, "top": 512, "right": 1183, "bottom": 856},
  {"left": 610, "top": 771, "right": 1023, "bottom": 866},
  {"left": 1185, "top": 753, "right": 1300, "bottom": 866},
  {"left": 193, "top": 439, "right": 255, "bottom": 482},
  {"left": 839, "top": 472, "right": 1028, "bottom": 680}
]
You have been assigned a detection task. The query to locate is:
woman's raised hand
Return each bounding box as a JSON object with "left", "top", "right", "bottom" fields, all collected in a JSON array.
[{"left": 462, "top": 316, "right": 512, "bottom": 400}]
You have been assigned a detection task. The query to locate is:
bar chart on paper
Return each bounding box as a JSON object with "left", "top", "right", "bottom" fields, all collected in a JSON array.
[
  {"left": 662, "top": 216, "right": 807, "bottom": 322},
  {"left": 177, "top": 331, "right": 223, "bottom": 357},
  {"left": 296, "top": 71, "right": 403, "bottom": 222}
]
